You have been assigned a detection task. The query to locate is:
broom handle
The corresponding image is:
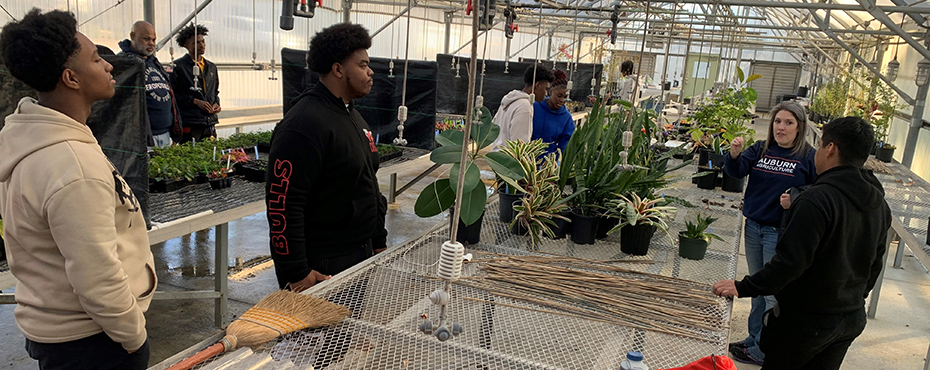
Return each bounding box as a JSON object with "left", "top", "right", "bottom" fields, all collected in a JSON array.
[{"left": 165, "top": 342, "right": 226, "bottom": 370}]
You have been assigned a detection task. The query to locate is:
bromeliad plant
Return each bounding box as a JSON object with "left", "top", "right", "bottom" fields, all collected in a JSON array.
[
  {"left": 606, "top": 192, "right": 677, "bottom": 242},
  {"left": 414, "top": 107, "right": 526, "bottom": 226},
  {"left": 680, "top": 213, "right": 724, "bottom": 243},
  {"left": 501, "top": 140, "right": 574, "bottom": 246}
]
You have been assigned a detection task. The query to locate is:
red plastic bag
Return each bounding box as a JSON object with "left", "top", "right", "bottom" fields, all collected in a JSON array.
[{"left": 659, "top": 355, "right": 737, "bottom": 370}]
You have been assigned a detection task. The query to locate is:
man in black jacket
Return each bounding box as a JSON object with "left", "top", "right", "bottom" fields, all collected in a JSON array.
[
  {"left": 118, "top": 21, "right": 183, "bottom": 148},
  {"left": 170, "top": 24, "right": 219, "bottom": 142},
  {"left": 713, "top": 116, "right": 892, "bottom": 369},
  {"left": 266, "top": 23, "right": 388, "bottom": 292}
]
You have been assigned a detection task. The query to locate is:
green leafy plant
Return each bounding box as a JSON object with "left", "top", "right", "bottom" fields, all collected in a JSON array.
[
  {"left": 605, "top": 193, "right": 677, "bottom": 241},
  {"left": 414, "top": 107, "right": 526, "bottom": 226},
  {"left": 811, "top": 78, "right": 848, "bottom": 120},
  {"left": 680, "top": 213, "right": 724, "bottom": 242},
  {"left": 847, "top": 71, "right": 905, "bottom": 149},
  {"left": 502, "top": 141, "right": 575, "bottom": 246},
  {"left": 376, "top": 143, "right": 401, "bottom": 154},
  {"left": 689, "top": 68, "right": 759, "bottom": 148}
]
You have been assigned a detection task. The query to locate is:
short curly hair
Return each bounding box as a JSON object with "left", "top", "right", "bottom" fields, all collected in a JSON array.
[
  {"left": 176, "top": 24, "right": 209, "bottom": 47},
  {"left": 307, "top": 23, "right": 371, "bottom": 75},
  {"left": 0, "top": 9, "right": 81, "bottom": 92},
  {"left": 523, "top": 64, "right": 554, "bottom": 85}
]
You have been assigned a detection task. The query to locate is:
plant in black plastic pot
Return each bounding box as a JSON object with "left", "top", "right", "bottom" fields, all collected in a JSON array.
[
  {"left": 607, "top": 193, "right": 676, "bottom": 256},
  {"left": 414, "top": 107, "right": 526, "bottom": 244},
  {"left": 678, "top": 213, "right": 724, "bottom": 260},
  {"left": 503, "top": 141, "right": 577, "bottom": 246}
]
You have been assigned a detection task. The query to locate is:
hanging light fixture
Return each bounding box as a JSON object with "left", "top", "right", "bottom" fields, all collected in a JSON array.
[
  {"left": 887, "top": 14, "right": 905, "bottom": 82},
  {"left": 916, "top": 58, "right": 930, "bottom": 87}
]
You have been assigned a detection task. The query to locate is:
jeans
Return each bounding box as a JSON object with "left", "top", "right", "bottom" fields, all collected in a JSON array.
[
  {"left": 742, "top": 218, "right": 780, "bottom": 360},
  {"left": 26, "top": 332, "right": 150, "bottom": 370},
  {"left": 760, "top": 308, "right": 867, "bottom": 370},
  {"left": 152, "top": 131, "right": 172, "bottom": 148}
]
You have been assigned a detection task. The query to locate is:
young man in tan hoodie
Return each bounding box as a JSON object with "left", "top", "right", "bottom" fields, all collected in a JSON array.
[{"left": 0, "top": 9, "right": 157, "bottom": 369}]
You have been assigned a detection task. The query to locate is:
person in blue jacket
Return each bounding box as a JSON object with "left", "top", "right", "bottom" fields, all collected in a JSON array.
[
  {"left": 532, "top": 69, "right": 575, "bottom": 156},
  {"left": 723, "top": 100, "right": 817, "bottom": 366}
]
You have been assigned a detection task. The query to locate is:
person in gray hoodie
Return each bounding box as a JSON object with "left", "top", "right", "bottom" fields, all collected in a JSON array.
[
  {"left": 491, "top": 65, "right": 553, "bottom": 151},
  {"left": 0, "top": 9, "right": 156, "bottom": 370}
]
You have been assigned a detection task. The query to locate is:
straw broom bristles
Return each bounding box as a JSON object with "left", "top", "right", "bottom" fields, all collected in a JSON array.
[{"left": 166, "top": 290, "right": 350, "bottom": 370}]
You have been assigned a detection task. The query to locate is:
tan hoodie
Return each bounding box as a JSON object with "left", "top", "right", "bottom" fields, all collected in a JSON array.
[
  {"left": 0, "top": 98, "right": 156, "bottom": 351},
  {"left": 491, "top": 89, "right": 533, "bottom": 151}
]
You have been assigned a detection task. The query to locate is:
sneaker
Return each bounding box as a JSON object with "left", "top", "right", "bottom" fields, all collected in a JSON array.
[
  {"left": 728, "top": 340, "right": 749, "bottom": 352},
  {"left": 729, "top": 346, "right": 764, "bottom": 366}
]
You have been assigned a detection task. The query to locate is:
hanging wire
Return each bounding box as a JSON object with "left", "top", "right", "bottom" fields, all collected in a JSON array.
[
  {"left": 393, "top": 0, "right": 414, "bottom": 146},
  {"left": 632, "top": 0, "right": 651, "bottom": 106},
  {"left": 79, "top": 0, "right": 127, "bottom": 27},
  {"left": 529, "top": 0, "right": 543, "bottom": 105},
  {"left": 478, "top": 0, "right": 491, "bottom": 97},
  {"left": 270, "top": 0, "right": 278, "bottom": 80},
  {"left": 1, "top": 4, "right": 16, "bottom": 21},
  {"left": 252, "top": 0, "right": 257, "bottom": 66},
  {"left": 168, "top": 0, "right": 176, "bottom": 67}
]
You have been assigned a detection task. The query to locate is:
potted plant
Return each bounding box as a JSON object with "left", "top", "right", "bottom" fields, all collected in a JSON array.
[
  {"left": 376, "top": 143, "right": 404, "bottom": 163},
  {"left": 846, "top": 72, "right": 904, "bottom": 163},
  {"left": 207, "top": 167, "right": 232, "bottom": 190},
  {"left": 497, "top": 140, "right": 546, "bottom": 224},
  {"left": 506, "top": 145, "right": 575, "bottom": 245},
  {"left": 415, "top": 107, "right": 526, "bottom": 244},
  {"left": 678, "top": 214, "right": 724, "bottom": 260},
  {"left": 606, "top": 193, "right": 677, "bottom": 256}
]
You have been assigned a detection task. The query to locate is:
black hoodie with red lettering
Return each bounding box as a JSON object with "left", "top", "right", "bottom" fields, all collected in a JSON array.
[{"left": 265, "top": 82, "right": 387, "bottom": 288}]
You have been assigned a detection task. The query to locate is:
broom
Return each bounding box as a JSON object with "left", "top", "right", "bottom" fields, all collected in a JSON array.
[{"left": 166, "top": 290, "right": 350, "bottom": 370}]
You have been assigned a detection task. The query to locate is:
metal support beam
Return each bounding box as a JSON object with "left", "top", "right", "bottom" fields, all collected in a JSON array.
[
  {"left": 215, "top": 222, "right": 229, "bottom": 328},
  {"left": 444, "top": 11, "right": 453, "bottom": 54},
  {"left": 858, "top": 0, "right": 930, "bottom": 62},
  {"left": 812, "top": 12, "right": 916, "bottom": 105},
  {"left": 902, "top": 83, "right": 928, "bottom": 167},
  {"left": 155, "top": 0, "right": 214, "bottom": 52},
  {"left": 371, "top": 2, "right": 415, "bottom": 38},
  {"left": 144, "top": 0, "right": 155, "bottom": 26},
  {"left": 867, "top": 228, "right": 896, "bottom": 319},
  {"left": 644, "top": 0, "right": 930, "bottom": 13},
  {"left": 344, "top": 0, "right": 353, "bottom": 23},
  {"left": 891, "top": 0, "right": 929, "bottom": 30}
]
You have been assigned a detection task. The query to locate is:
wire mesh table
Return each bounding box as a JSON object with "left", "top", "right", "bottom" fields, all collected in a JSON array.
[{"left": 166, "top": 180, "right": 744, "bottom": 370}]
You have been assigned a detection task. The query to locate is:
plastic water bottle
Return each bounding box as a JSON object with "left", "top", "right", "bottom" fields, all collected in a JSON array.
[{"left": 620, "top": 351, "right": 648, "bottom": 370}]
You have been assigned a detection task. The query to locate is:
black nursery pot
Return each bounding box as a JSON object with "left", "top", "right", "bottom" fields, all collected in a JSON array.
[
  {"left": 499, "top": 192, "right": 524, "bottom": 223},
  {"left": 450, "top": 210, "right": 483, "bottom": 245},
  {"left": 569, "top": 210, "right": 598, "bottom": 245},
  {"left": 510, "top": 219, "right": 529, "bottom": 236},
  {"left": 596, "top": 215, "right": 620, "bottom": 239},
  {"left": 875, "top": 146, "right": 895, "bottom": 163},
  {"left": 695, "top": 167, "right": 719, "bottom": 190},
  {"left": 721, "top": 171, "right": 745, "bottom": 193},
  {"left": 548, "top": 210, "right": 572, "bottom": 239},
  {"left": 620, "top": 224, "right": 658, "bottom": 256},
  {"left": 209, "top": 178, "right": 225, "bottom": 190}
]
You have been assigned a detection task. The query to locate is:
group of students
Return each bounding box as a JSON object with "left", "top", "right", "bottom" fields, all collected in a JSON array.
[{"left": 0, "top": 7, "right": 893, "bottom": 370}]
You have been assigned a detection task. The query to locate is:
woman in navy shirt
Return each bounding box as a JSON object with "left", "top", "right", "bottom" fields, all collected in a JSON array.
[{"left": 723, "top": 101, "right": 817, "bottom": 365}]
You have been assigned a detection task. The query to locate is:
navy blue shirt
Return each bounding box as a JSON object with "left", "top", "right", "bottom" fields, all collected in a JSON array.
[
  {"left": 144, "top": 56, "right": 173, "bottom": 135},
  {"left": 724, "top": 141, "right": 817, "bottom": 227},
  {"left": 532, "top": 100, "right": 575, "bottom": 156}
]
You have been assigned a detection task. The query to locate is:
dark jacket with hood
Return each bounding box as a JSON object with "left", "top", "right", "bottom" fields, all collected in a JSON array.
[
  {"left": 265, "top": 82, "right": 388, "bottom": 288},
  {"left": 734, "top": 165, "right": 892, "bottom": 315},
  {"left": 117, "top": 40, "right": 183, "bottom": 143},
  {"left": 171, "top": 53, "right": 219, "bottom": 127}
]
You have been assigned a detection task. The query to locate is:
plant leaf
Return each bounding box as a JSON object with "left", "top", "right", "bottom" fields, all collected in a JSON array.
[
  {"left": 436, "top": 129, "right": 465, "bottom": 147},
  {"left": 744, "top": 87, "right": 758, "bottom": 102},
  {"left": 430, "top": 145, "right": 463, "bottom": 164},
  {"left": 414, "top": 179, "right": 456, "bottom": 218},
  {"left": 485, "top": 151, "right": 526, "bottom": 180},
  {"left": 746, "top": 74, "right": 762, "bottom": 83},
  {"left": 736, "top": 66, "right": 745, "bottom": 82},
  {"left": 449, "top": 162, "right": 480, "bottom": 194},
  {"left": 471, "top": 107, "right": 500, "bottom": 149},
  {"left": 459, "top": 184, "right": 488, "bottom": 225}
]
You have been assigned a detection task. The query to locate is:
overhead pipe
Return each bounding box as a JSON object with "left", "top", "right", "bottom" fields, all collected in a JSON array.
[
  {"left": 155, "top": 0, "right": 213, "bottom": 52},
  {"left": 371, "top": 1, "right": 415, "bottom": 38}
]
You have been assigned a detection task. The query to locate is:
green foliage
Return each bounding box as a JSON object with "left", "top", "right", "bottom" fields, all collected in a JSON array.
[
  {"left": 681, "top": 213, "right": 724, "bottom": 242},
  {"left": 511, "top": 148, "right": 573, "bottom": 246},
  {"left": 376, "top": 143, "right": 401, "bottom": 154},
  {"left": 605, "top": 192, "right": 677, "bottom": 242},
  {"left": 811, "top": 78, "right": 848, "bottom": 119},
  {"left": 689, "top": 68, "right": 758, "bottom": 148},
  {"left": 414, "top": 107, "right": 526, "bottom": 226},
  {"left": 846, "top": 71, "right": 906, "bottom": 147},
  {"left": 217, "top": 130, "right": 273, "bottom": 150},
  {"left": 147, "top": 132, "right": 271, "bottom": 181}
]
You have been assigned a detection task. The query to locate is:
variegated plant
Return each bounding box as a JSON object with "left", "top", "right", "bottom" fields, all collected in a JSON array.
[{"left": 606, "top": 193, "right": 677, "bottom": 242}]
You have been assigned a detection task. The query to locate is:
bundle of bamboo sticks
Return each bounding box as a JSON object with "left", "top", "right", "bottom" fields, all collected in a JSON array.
[{"left": 457, "top": 254, "right": 726, "bottom": 341}]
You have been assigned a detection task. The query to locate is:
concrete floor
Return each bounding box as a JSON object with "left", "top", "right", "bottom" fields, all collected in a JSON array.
[{"left": 2, "top": 117, "right": 930, "bottom": 369}]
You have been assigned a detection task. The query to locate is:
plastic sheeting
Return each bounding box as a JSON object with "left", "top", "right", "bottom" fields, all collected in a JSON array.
[
  {"left": 435, "top": 54, "right": 602, "bottom": 115},
  {"left": 281, "top": 48, "right": 438, "bottom": 150},
  {"left": 0, "top": 58, "right": 150, "bottom": 226}
]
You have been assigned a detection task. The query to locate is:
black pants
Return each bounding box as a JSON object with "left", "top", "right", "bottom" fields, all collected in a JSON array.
[
  {"left": 181, "top": 125, "right": 215, "bottom": 143},
  {"left": 308, "top": 240, "right": 374, "bottom": 276},
  {"left": 760, "top": 308, "right": 867, "bottom": 370},
  {"left": 25, "top": 332, "right": 150, "bottom": 370}
]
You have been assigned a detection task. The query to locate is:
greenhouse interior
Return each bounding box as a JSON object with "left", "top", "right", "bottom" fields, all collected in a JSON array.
[{"left": 1, "top": 0, "right": 930, "bottom": 369}]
